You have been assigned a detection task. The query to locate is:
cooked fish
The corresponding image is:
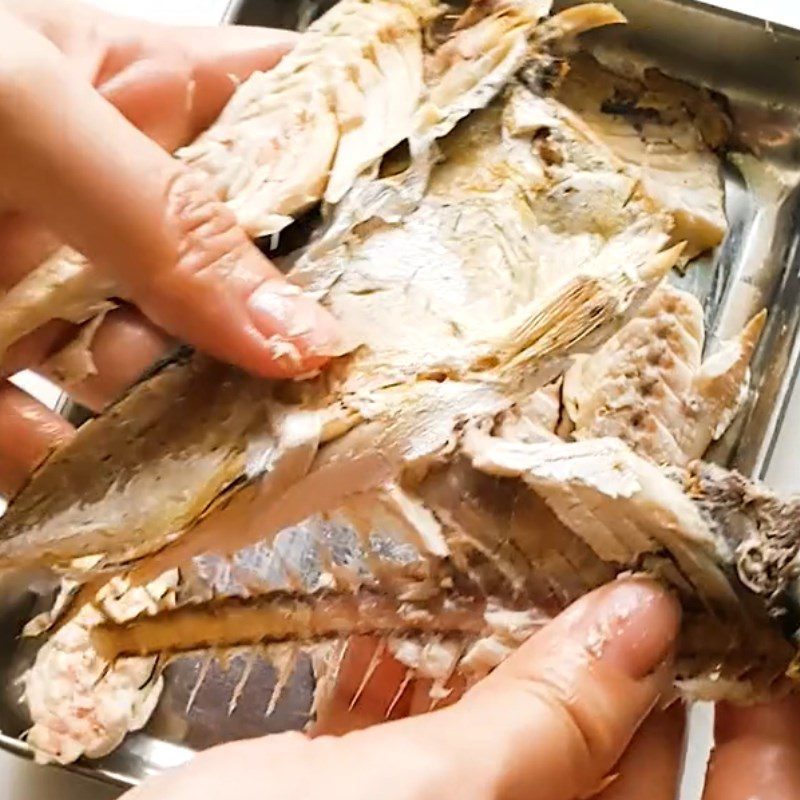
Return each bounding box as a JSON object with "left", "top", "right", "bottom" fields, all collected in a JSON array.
[
  {"left": 0, "top": 0, "right": 668, "bottom": 575},
  {"left": 0, "top": 0, "right": 569, "bottom": 365},
  {"left": 496, "top": 379, "right": 564, "bottom": 443},
  {"left": 555, "top": 52, "right": 730, "bottom": 261},
  {"left": 3, "top": 0, "right": 793, "bottom": 769},
  {"left": 0, "top": 248, "right": 117, "bottom": 370},
  {"left": 89, "top": 435, "right": 800, "bottom": 703},
  {"left": 0, "top": 0, "right": 442, "bottom": 366},
  {"left": 22, "top": 431, "right": 800, "bottom": 765},
  {"left": 22, "top": 571, "right": 178, "bottom": 765}
]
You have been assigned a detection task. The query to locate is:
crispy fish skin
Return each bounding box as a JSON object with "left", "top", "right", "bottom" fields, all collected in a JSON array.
[{"left": 0, "top": 3, "right": 669, "bottom": 575}]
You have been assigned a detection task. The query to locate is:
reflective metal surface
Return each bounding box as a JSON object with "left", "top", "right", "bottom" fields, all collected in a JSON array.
[{"left": 3, "top": 0, "right": 800, "bottom": 789}]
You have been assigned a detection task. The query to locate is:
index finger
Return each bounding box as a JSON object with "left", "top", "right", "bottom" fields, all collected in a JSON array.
[{"left": 0, "top": 9, "right": 341, "bottom": 379}]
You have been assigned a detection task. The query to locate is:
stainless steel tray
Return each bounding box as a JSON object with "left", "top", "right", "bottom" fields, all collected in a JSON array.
[{"left": 3, "top": 0, "right": 800, "bottom": 790}]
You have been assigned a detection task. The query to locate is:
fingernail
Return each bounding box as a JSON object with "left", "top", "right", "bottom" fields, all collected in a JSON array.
[
  {"left": 248, "top": 281, "right": 345, "bottom": 359},
  {"left": 578, "top": 580, "right": 680, "bottom": 680}
]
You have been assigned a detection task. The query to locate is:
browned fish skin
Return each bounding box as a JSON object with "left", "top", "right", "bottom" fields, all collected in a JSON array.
[{"left": 0, "top": 353, "right": 271, "bottom": 569}]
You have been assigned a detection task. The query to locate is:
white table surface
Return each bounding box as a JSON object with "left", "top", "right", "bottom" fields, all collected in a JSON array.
[{"left": 4, "top": 0, "right": 800, "bottom": 797}]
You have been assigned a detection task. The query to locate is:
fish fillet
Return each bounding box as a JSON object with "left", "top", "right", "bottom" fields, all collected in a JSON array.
[
  {"left": 555, "top": 52, "right": 730, "bottom": 261},
  {"left": 22, "top": 571, "right": 178, "bottom": 765}
]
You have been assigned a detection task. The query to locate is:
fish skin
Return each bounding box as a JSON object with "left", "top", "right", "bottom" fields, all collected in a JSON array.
[
  {"left": 0, "top": 353, "right": 273, "bottom": 570},
  {"left": 0, "top": 2, "right": 669, "bottom": 575}
]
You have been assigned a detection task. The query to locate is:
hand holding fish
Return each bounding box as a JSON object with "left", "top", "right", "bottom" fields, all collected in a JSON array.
[
  {"left": 2, "top": 1, "right": 800, "bottom": 797},
  {"left": 0, "top": 0, "right": 340, "bottom": 496},
  {"left": 114, "top": 580, "right": 800, "bottom": 800},
  {"left": 121, "top": 580, "right": 681, "bottom": 800}
]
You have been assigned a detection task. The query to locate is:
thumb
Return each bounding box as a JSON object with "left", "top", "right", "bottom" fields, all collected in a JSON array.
[{"left": 341, "top": 579, "right": 680, "bottom": 800}]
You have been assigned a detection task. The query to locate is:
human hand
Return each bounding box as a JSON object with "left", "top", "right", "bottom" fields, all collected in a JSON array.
[
  {"left": 121, "top": 579, "right": 683, "bottom": 800},
  {"left": 0, "top": 0, "right": 341, "bottom": 496},
  {"left": 314, "top": 603, "right": 800, "bottom": 800}
]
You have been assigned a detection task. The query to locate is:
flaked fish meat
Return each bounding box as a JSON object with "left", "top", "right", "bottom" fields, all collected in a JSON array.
[
  {"left": 0, "top": 0, "right": 667, "bottom": 574},
  {"left": 0, "top": 0, "right": 796, "bottom": 768}
]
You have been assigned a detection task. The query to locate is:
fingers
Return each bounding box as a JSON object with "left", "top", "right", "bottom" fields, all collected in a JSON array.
[
  {"left": 0, "top": 381, "right": 74, "bottom": 497},
  {"left": 0, "top": 212, "right": 60, "bottom": 284},
  {"left": 118, "top": 581, "right": 679, "bottom": 800},
  {"left": 593, "top": 703, "right": 686, "bottom": 799},
  {"left": 0, "top": 308, "right": 170, "bottom": 504},
  {"left": 702, "top": 695, "right": 800, "bottom": 800},
  {"left": 143, "top": 25, "right": 299, "bottom": 138},
  {"left": 434, "top": 579, "right": 680, "bottom": 800},
  {"left": 0, "top": 9, "right": 340, "bottom": 379},
  {"left": 2, "top": 303, "right": 172, "bottom": 413}
]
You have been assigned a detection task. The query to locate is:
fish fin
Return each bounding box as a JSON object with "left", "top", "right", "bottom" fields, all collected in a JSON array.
[
  {"left": 542, "top": 3, "right": 626, "bottom": 38},
  {"left": 481, "top": 243, "right": 683, "bottom": 376}
]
